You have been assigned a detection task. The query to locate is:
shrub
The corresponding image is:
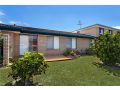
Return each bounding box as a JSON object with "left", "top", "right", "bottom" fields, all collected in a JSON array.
[
  {"left": 74, "top": 50, "right": 81, "bottom": 55},
  {"left": 85, "top": 48, "right": 95, "bottom": 55},
  {"left": 9, "top": 52, "right": 48, "bottom": 85},
  {"left": 93, "top": 32, "right": 120, "bottom": 65},
  {"left": 63, "top": 49, "right": 76, "bottom": 56}
]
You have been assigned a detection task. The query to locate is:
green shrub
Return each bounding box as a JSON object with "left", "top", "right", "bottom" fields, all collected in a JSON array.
[
  {"left": 85, "top": 48, "right": 95, "bottom": 55},
  {"left": 93, "top": 32, "right": 120, "bottom": 65},
  {"left": 9, "top": 52, "right": 48, "bottom": 85},
  {"left": 63, "top": 49, "right": 76, "bottom": 56}
]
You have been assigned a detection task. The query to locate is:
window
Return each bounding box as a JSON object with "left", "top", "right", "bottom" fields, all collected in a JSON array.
[
  {"left": 54, "top": 36, "right": 59, "bottom": 49},
  {"left": 47, "top": 36, "right": 54, "bottom": 49},
  {"left": 99, "top": 28, "right": 104, "bottom": 35},
  {"left": 109, "top": 30, "right": 112, "bottom": 34},
  {"left": 47, "top": 36, "right": 59, "bottom": 49},
  {"left": 29, "top": 35, "right": 38, "bottom": 52},
  {"left": 72, "top": 38, "right": 76, "bottom": 49},
  {"left": 66, "top": 38, "right": 72, "bottom": 49}
]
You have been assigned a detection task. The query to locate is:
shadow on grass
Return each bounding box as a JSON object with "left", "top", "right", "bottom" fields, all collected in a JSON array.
[
  {"left": 5, "top": 79, "right": 43, "bottom": 86},
  {"left": 93, "top": 61, "right": 120, "bottom": 77}
]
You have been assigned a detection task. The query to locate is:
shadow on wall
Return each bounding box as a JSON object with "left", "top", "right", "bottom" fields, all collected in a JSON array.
[{"left": 93, "top": 61, "right": 120, "bottom": 77}]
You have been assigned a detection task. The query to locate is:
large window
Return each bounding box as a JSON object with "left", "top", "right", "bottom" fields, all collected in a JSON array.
[
  {"left": 29, "top": 35, "right": 38, "bottom": 52},
  {"left": 47, "top": 36, "right": 54, "bottom": 49},
  {"left": 66, "top": 37, "right": 76, "bottom": 49},
  {"left": 99, "top": 28, "right": 104, "bottom": 35},
  {"left": 47, "top": 36, "right": 59, "bottom": 49}
]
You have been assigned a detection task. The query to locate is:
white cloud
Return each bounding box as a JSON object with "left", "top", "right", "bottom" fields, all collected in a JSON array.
[
  {"left": 0, "top": 11, "right": 5, "bottom": 16},
  {"left": 9, "top": 21, "right": 19, "bottom": 24},
  {"left": 113, "top": 26, "right": 120, "bottom": 29},
  {"left": 0, "top": 21, "right": 3, "bottom": 23}
]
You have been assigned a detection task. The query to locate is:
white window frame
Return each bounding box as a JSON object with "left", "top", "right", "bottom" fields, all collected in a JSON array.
[
  {"left": 109, "top": 30, "right": 112, "bottom": 34},
  {"left": 99, "top": 28, "right": 104, "bottom": 35}
]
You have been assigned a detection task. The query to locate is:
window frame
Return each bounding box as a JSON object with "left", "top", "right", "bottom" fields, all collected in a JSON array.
[
  {"left": 29, "top": 35, "right": 38, "bottom": 52},
  {"left": 66, "top": 37, "right": 72, "bottom": 49},
  {"left": 109, "top": 30, "right": 112, "bottom": 35},
  {"left": 99, "top": 28, "right": 104, "bottom": 35},
  {"left": 47, "top": 36, "right": 54, "bottom": 49}
]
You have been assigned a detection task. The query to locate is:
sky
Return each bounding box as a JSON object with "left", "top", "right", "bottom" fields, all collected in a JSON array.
[{"left": 0, "top": 5, "right": 120, "bottom": 32}]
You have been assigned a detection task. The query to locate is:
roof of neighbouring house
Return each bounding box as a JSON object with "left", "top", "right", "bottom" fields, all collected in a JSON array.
[
  {"left": 74, "top": 24, "right": 120, "bottom": 32},
  {"left": 0, "top": 23, "right": 95, "bottom": 39}
]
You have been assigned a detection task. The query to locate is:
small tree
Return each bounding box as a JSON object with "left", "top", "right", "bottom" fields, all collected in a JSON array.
[
  {"left": 9, "top": 52, "right": 48, "bottom": 85},
  {"left": 93, "top": 32, "right": 120, "bottom": 65}
]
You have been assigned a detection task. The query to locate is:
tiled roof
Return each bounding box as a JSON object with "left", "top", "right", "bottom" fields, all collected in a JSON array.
[{"left": 0, "top": 23, "right": 95, "bottom": 39}]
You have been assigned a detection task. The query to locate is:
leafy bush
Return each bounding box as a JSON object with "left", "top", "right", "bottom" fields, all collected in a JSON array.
[
  {"left": 9, "top": 52, "right": 48, "bottom": 85},
  {"left": 74, "top": 50, "right": 81, "bottom": 55},
  {"left": 85, "top": 48, "right": 95, "bottom": 55},
  {"left": 63, "top": 49, "right": 76, "bottom": 56},
  {"left": 93, "top": 32, "right": 120, "bottom": 65}
]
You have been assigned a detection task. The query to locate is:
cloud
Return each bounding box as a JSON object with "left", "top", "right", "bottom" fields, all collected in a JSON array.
[
  {"left": 113, "top": 26, "right": 120, "bottom": 29},
  {"left": 0, "top": 11, "right": 5, "bottom": 16},
  {"left": 9, "top": 21, "right": 19, "bottom": 24},
  {"left": 0, "top": 21, "right": 3, "bottom": 23}
]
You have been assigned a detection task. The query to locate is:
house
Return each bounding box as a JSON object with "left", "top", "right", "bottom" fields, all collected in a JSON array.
[
  {"left": 0, "top": 23, "right": 95, "bottom": 65},
  {"left": 74, "top": 24, "right": 120, "bottom": 37}
]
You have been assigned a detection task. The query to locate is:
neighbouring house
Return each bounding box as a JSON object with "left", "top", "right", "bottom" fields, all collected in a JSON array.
[
  {"left": 0, "top": 23, "right": 95, "bottom": 65},
  {"left": 74, "top": 24, "right": 120, "bottom": 37}
]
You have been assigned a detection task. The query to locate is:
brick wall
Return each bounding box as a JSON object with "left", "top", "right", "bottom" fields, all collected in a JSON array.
[
  {"left": 77, "top": 38, "right": 91, "bottom": 53},
  {"left": 78, "top": 27, "right": 99, "bottom": 36},
  {"left": 13, "top": 33, "right": 20, "bottom": 57},
  {"left": 37, "top": 34, "right": 91, "bottom": 55},
  {"left": 79, "top": 26, "right": 119, "bottom": 37}
]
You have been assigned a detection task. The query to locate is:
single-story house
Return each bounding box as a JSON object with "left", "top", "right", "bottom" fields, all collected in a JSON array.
[{"left": 0, "top": 23, "right": 95, "bottom": 65}]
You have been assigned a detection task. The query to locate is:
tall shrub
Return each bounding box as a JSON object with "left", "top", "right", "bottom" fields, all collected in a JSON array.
[
  {"left": 9, "top": 52, "right": 48, "bottom": 85},
  {"left": 93, "top": 32, "right": 120, "bottom": 65}
]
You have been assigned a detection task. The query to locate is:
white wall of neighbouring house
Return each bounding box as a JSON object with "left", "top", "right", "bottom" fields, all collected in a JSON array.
[
  {"left": 72, "top": 38, "right": 76, "bottom": 49},
  {"left": 54, "top": 36, "right": 59, "bottom": 49}
]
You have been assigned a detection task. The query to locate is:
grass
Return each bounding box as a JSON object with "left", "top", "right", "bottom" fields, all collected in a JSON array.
[{"left": 0, "top": 56, "right": 120, "bottom": 86}]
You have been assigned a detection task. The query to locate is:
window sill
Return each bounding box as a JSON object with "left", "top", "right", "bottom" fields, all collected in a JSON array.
[{"left": 47, "top": 48, "right": 59, "bottom": 50}]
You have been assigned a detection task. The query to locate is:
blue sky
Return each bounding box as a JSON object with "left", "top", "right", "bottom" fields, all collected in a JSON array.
[{"left": 0, "top": 5, "right": 120, "bottom": 31}]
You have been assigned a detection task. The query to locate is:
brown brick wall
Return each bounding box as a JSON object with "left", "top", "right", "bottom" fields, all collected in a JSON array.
[
  {"left": 37, "top": 34, "right": 91, "bottom": 55},
  {"left": 1, "top": 30, "right": 92, "bottom": 64},
  {"left": 79, "top": 26, "right": 119, "bottom": 37},
  {"left": 79, "top": 27, "right": 99, "bottom": 36},
  {"left": 77, "top": 38, "right": 91, "bottom": 53},
  {"left": 3, "top": 34, "right": 9, "bottom": 65},
  {"left": 1, "top": 31, "right": 20, "bottom": 58},
  {"left": 13, "top": 33, "right": 20, "bottom": 57}
]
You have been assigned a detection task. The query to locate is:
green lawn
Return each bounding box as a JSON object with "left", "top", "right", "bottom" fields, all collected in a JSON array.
[{"left": 0, "top": 56, "right": 120, "bottom": 86}]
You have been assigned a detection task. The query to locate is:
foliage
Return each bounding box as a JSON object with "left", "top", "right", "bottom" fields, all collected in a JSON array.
[
  {"left": 85, "top": 48, "right": 95, "bottom": 55},
  {"left": 9, "top": 52, "right": 48, "bottom": 85},
  {"left": 1, "top": 56, "right": 120, "bottom": 86},
  {"left": 93, "top": 32, "right": 120, "bottom": 65},
  {"left": 63, "top": 49, "right": 76, "bottom": 56}
]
